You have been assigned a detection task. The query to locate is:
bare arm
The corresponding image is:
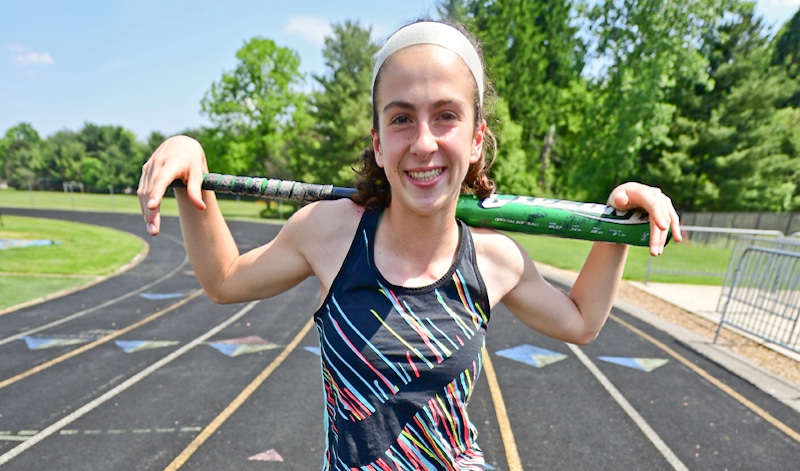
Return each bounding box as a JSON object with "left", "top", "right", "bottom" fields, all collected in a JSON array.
[
  {"left": 482, "top": 182, "right": 681, "bottom": 344},
  {"left": 136, "top": 135, "right": 315, "bottom": 304}
]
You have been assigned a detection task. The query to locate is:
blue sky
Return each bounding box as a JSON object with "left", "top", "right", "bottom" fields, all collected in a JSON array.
[{"left": 2, "top": 0, "right": 798, "bottom": 140}]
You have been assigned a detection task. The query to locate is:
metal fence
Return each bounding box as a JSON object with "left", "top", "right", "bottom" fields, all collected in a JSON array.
[
  {"left": 718, "top": 235, "right": 800, "bottom": 311},
  {"left": 714, "top": 247, "right": 800, "bottom": 354},
  {"left": 681, "top": 211, "right": 800, "bottom": 235},
  {"left": 644, "top": 226, "right": 785, "bottom": 283}
]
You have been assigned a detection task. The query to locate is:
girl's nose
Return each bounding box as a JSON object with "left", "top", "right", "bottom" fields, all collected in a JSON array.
[{"left": 410, "top": 122, "right": 437, "bottom": 157}]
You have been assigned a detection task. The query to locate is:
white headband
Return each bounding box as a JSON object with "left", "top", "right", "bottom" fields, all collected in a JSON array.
[{"left": 371, "top": 22, "right": 484, "bottom": 106}]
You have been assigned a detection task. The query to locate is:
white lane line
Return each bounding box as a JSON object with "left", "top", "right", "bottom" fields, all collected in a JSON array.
[
  {"left": 567, "top": 343, "right": 690, "bottom": 471},
  {"left": 0, "top": 300, "right": 260, "bottom": 466}
]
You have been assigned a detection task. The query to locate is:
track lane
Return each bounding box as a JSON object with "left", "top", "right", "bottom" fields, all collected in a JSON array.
[{"left": 2, "top": 209, "right": 798, "bottom": 470}]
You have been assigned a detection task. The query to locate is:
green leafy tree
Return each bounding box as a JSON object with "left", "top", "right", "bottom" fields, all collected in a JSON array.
[
  {"left": 490, "top": 97, "right": 536, "bottom": 196},
  {"left": 644, "top": 3, "right": 800, "bottom": 211},
  {"left": 712, "top": 67, "right": 800, "bottom": 210},
  {"left": 773, "top": 8, "right": 800, "bottom": 76},
  {"left": 473, "top": 0, "right": 585, "bottom": 196},
  {"left": 309, "top": 21, "right": 378, "bottom": 186},
  {"left": 436, "top": 0, "right": 472, "bottom": 23},
  {"left": 144, "top": 131, "right": 168, "bottom": 156},
  {"left": 2, "top": 123, "right": 44, "bottom": 189},
  {"left": 78, "top": 123, "right": 144, "bottom": 191},
  {"left": 41, "top": 130, "right": 85, "bottom": 185},
  {"left": 201, "top": 37, "right": 307, "bottom": 179},
  {"left": 0, "top": 132, "right": 8, "bottom": 181},
  {"left": 570, "top": 0, "right": 728, "bottom": 202},
  {"left": 773, "top": 8, "right": 800, "bottom": 107}
]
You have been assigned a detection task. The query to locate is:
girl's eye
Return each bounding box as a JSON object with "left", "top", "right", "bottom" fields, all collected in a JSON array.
[
  {"left": 439, "top": 111, "right": 458, "bottom": 121},
  {"left": 390, "top": 114, "right": 410, "bottom": 125}
]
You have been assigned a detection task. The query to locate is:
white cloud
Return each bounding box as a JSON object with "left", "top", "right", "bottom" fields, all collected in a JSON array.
[
  {"left": 8, "top": 43, "right": 54, "bottom": 65},
  {"left": 283, "top": 15, "right": 332, "bottom": 46}
]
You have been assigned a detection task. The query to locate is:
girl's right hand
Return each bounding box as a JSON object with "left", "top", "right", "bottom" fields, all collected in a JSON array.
[{"left": 136, "top": 135, "right": 209, "bottom": 236}]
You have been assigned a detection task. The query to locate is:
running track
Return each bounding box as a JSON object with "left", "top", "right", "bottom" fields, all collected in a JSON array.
[{"left": 1, "top": 208, "right": 798, "bottom": 470}]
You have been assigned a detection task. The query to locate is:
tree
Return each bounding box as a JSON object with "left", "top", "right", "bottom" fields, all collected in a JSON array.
[
  {"left": 2, "top": 123, "right": 44, "bottom": 189},
  {"left": 309, "top": 21, "right": 378, "bottom": 186},
  {"left": 773, "top": 8, "right": 800, "bottom": 107},
  {"left": 436, "top": 0, "right": 472, "bottom": 23},
  {"left": 144, "top": 131, "right": 168, "bottom": 156},
  {"left": 0, "top": 131, "right": 8, "bottom": 181},
  {"left": 571, "top": 0, "right": 725, "bottom": 202},
  {"left": 489, "top": 97, "right": 536, "bottom": 196},
  {"left": 78, "top": 123, "right": 144, "bottom": 191},
  {"left": 42, "top": 130, "right": 84, "bottom": 183},
  {"left": 643, "top": 2, "right": 800, "bottom": 211},
  {"left": 773, "top": 7, "right": 800, "bottom": 77},
  {"left": 201, "top": 37, "right": 307, "bottom": 179},
  {"left": 473, "top": 0, "right": 585, "bottom": 196}
]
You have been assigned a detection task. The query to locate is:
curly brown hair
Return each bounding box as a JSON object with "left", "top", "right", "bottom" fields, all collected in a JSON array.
[{"left": 352, "top": 19, "right": 496, "bottom": 210}]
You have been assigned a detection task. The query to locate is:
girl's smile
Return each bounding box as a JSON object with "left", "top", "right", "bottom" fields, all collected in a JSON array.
[{"left": 407, "top": 167, "right": 444, "bottom": 183}]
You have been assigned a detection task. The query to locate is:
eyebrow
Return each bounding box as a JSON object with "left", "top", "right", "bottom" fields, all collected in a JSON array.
[{"left": 381, "top": 98, "right": 466, "bottom": 114}]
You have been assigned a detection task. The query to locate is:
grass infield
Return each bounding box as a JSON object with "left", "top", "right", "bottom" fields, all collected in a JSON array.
[{"left": 0, "top": 214, "right": 146, "bottom": 311}]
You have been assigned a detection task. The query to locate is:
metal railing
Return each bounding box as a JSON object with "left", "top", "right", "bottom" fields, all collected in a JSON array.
[
  {"left": 714, "top": 247, "right": 800, "bottom": 354},
  {"left": 717, "top": 236, "right": 800, "bottom": 311},
  {"left": 644, "top": 226, "right": 784, "bottom": 283}
]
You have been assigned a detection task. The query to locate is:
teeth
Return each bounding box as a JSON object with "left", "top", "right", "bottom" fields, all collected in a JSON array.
[{"left": 408, "top": 169, "right": 443, "bottom": 181}]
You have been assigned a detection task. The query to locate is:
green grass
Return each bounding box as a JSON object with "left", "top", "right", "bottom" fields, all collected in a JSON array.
[
  {"left": 0, "top": 275, "right": 91, "bottom": 311},
  {"left": 509, "top": 233, "right": 725, "bottom": 285},
  {"left": 0, "top": 215, "right": 144, "bottom": 275},
  {"left": 0, "top": 214, "right": 146, "bottom": 311}
]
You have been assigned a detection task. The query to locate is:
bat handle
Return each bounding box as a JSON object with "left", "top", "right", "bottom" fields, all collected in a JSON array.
[{"left": 169, "top": 173, "right": 356, "bottom": 202}]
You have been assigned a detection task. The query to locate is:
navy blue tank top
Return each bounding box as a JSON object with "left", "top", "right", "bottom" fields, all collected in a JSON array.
[{"left": 313, "top": 208, "right": 490, "bottom": 470}]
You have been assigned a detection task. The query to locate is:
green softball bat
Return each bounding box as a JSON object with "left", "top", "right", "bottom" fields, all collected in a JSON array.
[
  {"left": 456, "top": 194, "right": 658, "bottom": 246},
  {"left": 171, "top": 173, "right": 663, "bottom": 247}
]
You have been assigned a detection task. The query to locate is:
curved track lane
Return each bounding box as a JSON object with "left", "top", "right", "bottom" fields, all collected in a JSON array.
[{"left": 1, "top": 208, "right": 798, "bottom": 470}]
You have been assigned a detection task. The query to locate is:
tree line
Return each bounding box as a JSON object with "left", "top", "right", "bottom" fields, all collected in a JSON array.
[{"left": 1, "top": 0, "right": 798, "bottom": 213}]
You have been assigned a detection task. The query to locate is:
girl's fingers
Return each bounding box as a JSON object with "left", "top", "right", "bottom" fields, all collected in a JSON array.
[
  {"left": 136, "top": 136, "right": 209, "bottom": 236},
  {"left": 185, "top": 167, "right": 207, "bottom": 211}
]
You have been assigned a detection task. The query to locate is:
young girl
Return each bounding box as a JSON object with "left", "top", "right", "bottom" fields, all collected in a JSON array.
[{"left": 138, "top": 20, "right": 680, "bottom": 471}]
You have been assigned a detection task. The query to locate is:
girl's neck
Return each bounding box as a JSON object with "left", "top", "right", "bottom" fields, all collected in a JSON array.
[{"left": 374, "top": 203, "right": 461, "bottom": 287}]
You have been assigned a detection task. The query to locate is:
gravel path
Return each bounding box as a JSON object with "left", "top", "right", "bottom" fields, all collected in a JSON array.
[{"left": 617, "top": 281, "right": 800, "bottom": 388}]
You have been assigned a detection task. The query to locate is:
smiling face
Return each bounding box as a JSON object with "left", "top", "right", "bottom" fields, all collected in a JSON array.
[{"left": 371, "top": 44, "right": 485, "bottom": 216}]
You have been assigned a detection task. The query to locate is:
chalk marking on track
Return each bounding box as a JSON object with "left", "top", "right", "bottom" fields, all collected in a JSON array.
[
  {"left": 0, "top": 300, "right": 261, "bottom": 466},
  {"left": 0, "top": 426, "right": 204, "bottom": 442},
  {"left": 165, "top": 316, "right": 316, "bottom": 470},
  {"left": 610, "top": 313, "right": 800, "bottom": 444},
  {"left": 568, "top": 343, "right": 690, "bottom": 471},
  {"left": 0, "top": 249, "right": 190, "bottom": 346},
  {"left": 482, "top": 348, "right": 523, "bottom": 471},
  {"left": 0, "top": 290, "right": 204, "bottom": 389}
]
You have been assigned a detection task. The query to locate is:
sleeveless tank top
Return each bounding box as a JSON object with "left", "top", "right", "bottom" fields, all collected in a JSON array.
[{"left": 313, "top": 208, "right": 491, "bottom": 470}]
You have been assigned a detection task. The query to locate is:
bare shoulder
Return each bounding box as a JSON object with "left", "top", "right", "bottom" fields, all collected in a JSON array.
[
  {"left": 283, "top": 198, "right": 364, "bottom": 287},
  {"left": 468, "top": 226, "right": 526, "bottom": 264},
  {"left": 287, "top": 198, "right": 363, "bottom": 231},
  {"left": 467, "top": 226, "right": 533, "bottom": 306}
]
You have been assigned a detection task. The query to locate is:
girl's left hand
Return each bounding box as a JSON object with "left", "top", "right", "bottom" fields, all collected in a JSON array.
[{"left": 607, "top": 182, "right": 682, "bottom": 256}]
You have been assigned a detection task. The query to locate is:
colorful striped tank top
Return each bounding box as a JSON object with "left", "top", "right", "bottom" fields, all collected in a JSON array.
[{"left": 313, "top": 208, "right": 491, "bottom": 470}]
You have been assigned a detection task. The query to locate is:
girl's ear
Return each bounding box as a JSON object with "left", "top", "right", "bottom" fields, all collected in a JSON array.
[
  {"left": 471, "top": 119, "right": 486, "bottom": 164},
  {"left": 371, "top": 127, "right": 384, "bottom": 168}
]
